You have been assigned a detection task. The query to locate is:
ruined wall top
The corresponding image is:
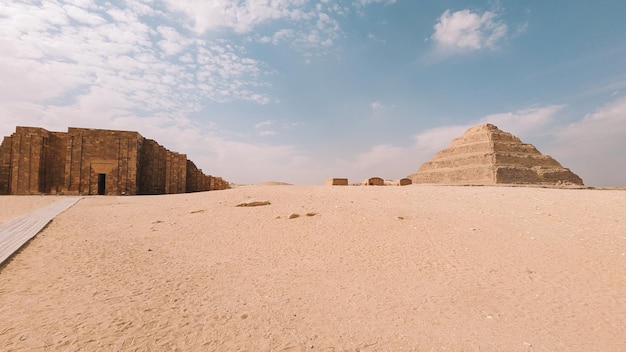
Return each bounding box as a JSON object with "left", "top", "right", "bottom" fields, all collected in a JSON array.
[
  {"left": 67, "top": 127, "right": 143, "bottom": 140},
  {"left": 15, "top": 126, "right": 50, "bottom": 135}
]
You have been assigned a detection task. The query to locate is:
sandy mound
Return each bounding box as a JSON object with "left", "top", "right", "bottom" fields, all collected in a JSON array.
[{"left": 259, "top": 181, "right": 294, "bottom": 186}]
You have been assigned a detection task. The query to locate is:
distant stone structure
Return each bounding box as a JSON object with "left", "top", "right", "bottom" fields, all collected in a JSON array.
[
  {"left": 397, "top": 178, "right": 412, "bottom": 186},
  {"left": 0, "top": 126, "right": 229, "bottom": 195},
  {"left": 363, "top": 177, "right": 384, "bottom": 186},
  {"left": 325, "top": 178, "right": 349, "bottom": 186},
  {"left": 408, "top": 124, "right": 584, "bottom": 186}
]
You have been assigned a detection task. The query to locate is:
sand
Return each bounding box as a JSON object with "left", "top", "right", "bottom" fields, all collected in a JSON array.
[
  {"left": 0, "top": 185, "right": 625, "bottom": 351},
  {"left": 0, "top": 196, "right": 61, "bottom": 224}
]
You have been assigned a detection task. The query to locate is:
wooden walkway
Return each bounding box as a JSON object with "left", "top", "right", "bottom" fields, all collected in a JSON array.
[{"left": 0, "top": 197, "right": 81, "bottom": 265}]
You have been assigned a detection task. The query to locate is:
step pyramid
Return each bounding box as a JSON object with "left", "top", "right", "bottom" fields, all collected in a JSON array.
[{"left": 408, "top": 124, "right": 583, "bottom": 185}]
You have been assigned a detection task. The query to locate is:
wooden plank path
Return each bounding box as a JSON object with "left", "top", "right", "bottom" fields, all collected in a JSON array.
[{"left": 0, "top": 197, "right": 81, "bottom": 265}]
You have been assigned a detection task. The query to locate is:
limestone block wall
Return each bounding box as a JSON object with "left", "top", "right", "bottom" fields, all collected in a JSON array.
[
  {"left": 165, "top": 152, "right": 186, "bottom": 194},
  {"left": 0, "top": 126, "right": 230, "bottom": 195},
  {"left": 492, "top": 142, "right": 539, "bottom": 154},
  {"left": 325, "top": 178, "right": 348, "bottom": 186},
  {"left": 209, "top": 176, "right": 216, "bottom": 190},
  {"left": 63, "top": 128, "right": 141, "bottom": 195},
  {"left": 364, "top": 177, "right": 384, "bottom": 186},
  {"left": 398, "top": 178, "right": 412, "bottom": 186},
  {"left": 43, "top": 132, "right": 69, "bottom": 194},
  {"left": 0, "top": 136, "right": 12, "bottom": 194},
  {"left": 0, "top": 128, "right": 69, "bottom": 195},
  {"left": 138, "top": 139, "right": 168, "bottom": 195},
  {"left": 185, "top": 160, "right": 210, "bottom": 193},
  {"left": 434, "top": 142, "right": 493, "bottom": 157},
  {"left": 14, "top": 128, "right": 44, "bottom": 194},
  {"left": 494, "top": 153, "right": 563, "bottom": 169},
  {"left": 419, "top": 153, "right": 496, "bottom": 170},
  {"left": 495, "top": 167, "right": 583, "bottom": 185},
  {"left": 413, "top": 165, "right": 495, "bottom": 185},
  {"left": 210, "top": 176, "right": 229, "bottom": 190},
  {"left": 138, "top": 139, "right": 188, "bottom": 195},
  {"left": 0, "top": 127, "right": 49, "bottom": 195},
  {"left": 138, "top": 138, "right": 229, "bottom": 194}
]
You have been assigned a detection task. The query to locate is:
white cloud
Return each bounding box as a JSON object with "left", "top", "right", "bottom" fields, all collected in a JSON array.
[
  {"left": 411, "top": 125, "right": 469, "bottom": 154},
  {"left": 255, "top": 120, "right": 278, "bottom": 136},
  {"left": 64, "top": 4, "right": 106, "bottom": 25},
  {"left": 371, "top": 102, "right": 384, "bottom": 110},
  {"left": 0, "top": 57, "right": 89, "bottom": 103},
  {"left": 161, "top": 0, "right": 392, "bottom": 57},
  {"left": 157, "top": 26, "right": 193, "bottom": 56},
  {"left": 261, "top": 28, "right": 296, "bottom": 45},
  {"left": 432, "top": 9, "right": 508, "bottom": 51},
  {"left": 549, "top": 96, "right": 626, "bottom": 186},
  {"left": 253, "top": 120, "right": 301, "bottom": 137},
  {"left": 0, "top": 0, "right": 282, "bottom": 188},
  {"left": 336, "top": 124, "right": 469, "bottom": 182},
  {"left": 340, "top": 143, "right": 415, "bottom": 181},
  {"left": 356, "top": 0, "right": 397, "bottom": 6},
  {"left": 161, "top": 0, "right": 311, "bottom": 34},
  {"left": 192, "top": 139, "right": 316, "bottom": 184},
  {"left": 411, "top": 105, "right": 563, "bottom": 156},
  {"left": 255, "top": 120, "right": 275, "bottom": 129},
  {"left": 477, "top": 105, "right": 564, "bottom": 136},
  {"left": 0, "top": 0, "right": 271, "bottom": 117}
]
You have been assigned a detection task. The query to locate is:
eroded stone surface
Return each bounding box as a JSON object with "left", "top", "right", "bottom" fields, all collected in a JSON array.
[
  {"left": 0, "top": 126, "right": 229, "bottom": 195},
  {"left": 408, "top": 124, "right": 583, "bottom": 185}
]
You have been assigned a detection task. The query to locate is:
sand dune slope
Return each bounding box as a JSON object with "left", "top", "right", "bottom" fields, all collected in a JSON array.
[{"left": 0, "top": 185, "right": 625, "bottom": 351}]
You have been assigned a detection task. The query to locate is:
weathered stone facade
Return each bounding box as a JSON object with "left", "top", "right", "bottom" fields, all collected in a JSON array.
[
  {"left": 363, "top": 177, "right": 385, "bottom": 186},
  {"left": 0, "top": 126, "right": 229, "bottom": 195},
  {"left": 408, "top": 124, "right": 584, "bottom": 186},
  {"left": 325, "top": 178, "right": 348, "bottom": 186},
  {"left": 397, "top": 178, "right": 412, "bottom": 186}
]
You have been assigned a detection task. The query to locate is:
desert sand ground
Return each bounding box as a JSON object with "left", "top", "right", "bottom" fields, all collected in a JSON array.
[
  {"left": 0, "top": 185, "right": 625, "bottom": 351},
  {"left": 0, "top": 196, "right": 61, "bottom": 224}
]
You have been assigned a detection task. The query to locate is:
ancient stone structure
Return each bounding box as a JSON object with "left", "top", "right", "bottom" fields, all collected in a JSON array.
[
  {"left": 397, "top": 178, "right": 412, "bottom": 186},
  {"left": 408, "top": 124, "right": 583, "bottom": 186},
  {"left": 363, "top": 177, "right": 384, "bottom": 186},
  {"left": 0, "top": 126, "right": 229, "bottom": 195},
  {"left": 325, "top": 178, "right": 348, "bottom": 186}
]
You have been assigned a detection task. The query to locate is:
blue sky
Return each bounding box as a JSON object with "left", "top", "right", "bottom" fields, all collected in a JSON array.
[{"left": 1, "top": 0, "right": 625, "bottom": 186}]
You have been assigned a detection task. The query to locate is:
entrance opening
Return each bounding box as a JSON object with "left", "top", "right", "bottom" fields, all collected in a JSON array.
[{"left": 97, "top": 173, "right": 106, "bottom": 195}]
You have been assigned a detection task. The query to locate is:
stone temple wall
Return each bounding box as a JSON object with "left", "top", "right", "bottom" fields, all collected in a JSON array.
[
  {"left": 209, "top": 175, "right": 229, "bottom": 191},
  {"left": 137, "top": 139, "right": 168, "bottom": 195},
  {"left": 0, "top": 126, "right": 229, "bottom": 195},
  {"left": 184, "top": 161, "right": 229, "bottom": 192},
  {"left": 137, "top": 139, "right": 187, "bottom": 195},
  {"left": 0, "top": 136, "right": 10, "bottom": 194},
  {"left": 186, "top": 160, "right": 210, "bottom": 193},
  {"left": 63, "top": 127, "right": 141, "bottom": 195},
  {"left": 0, "top": 127, "right": 64, "bottom": 195}
]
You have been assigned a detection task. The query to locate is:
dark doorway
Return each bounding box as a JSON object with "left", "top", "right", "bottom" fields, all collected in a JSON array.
[{"left": 97, "top": 173, "right": 106, "bottom": 195}]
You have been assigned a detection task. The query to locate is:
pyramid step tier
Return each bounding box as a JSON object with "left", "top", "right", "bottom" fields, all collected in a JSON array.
[
  {"left": 435, "top": 141, "right": 541, "bottom": 157},
  {"left": 420, "top": 152, "right": 564, "bottom": 170},
  {"left": 408, "top": 124, "right": 584, "bottom": 185}
]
